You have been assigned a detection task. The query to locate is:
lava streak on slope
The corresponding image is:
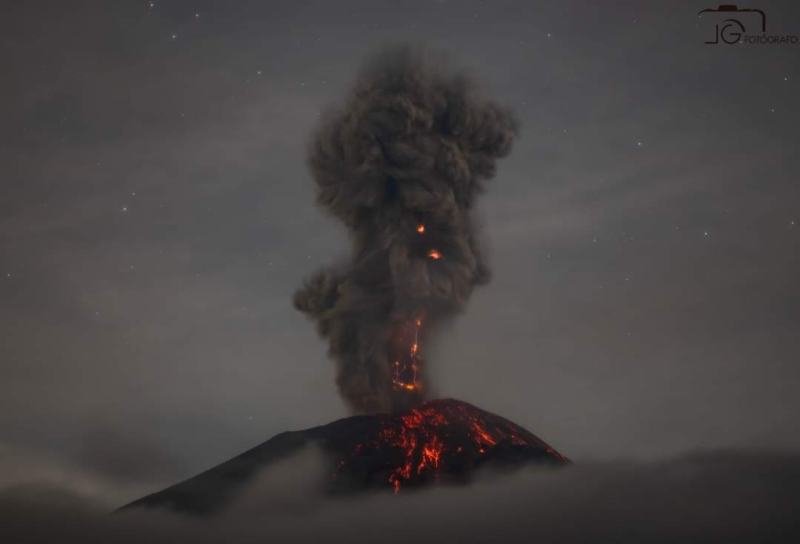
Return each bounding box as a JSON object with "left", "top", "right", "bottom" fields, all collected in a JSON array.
[{"left": 333, "top": 399, "right": 569, "bottom": 493}]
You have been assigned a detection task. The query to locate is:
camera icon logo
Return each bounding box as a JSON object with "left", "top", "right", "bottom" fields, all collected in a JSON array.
[{"left": 698, "top": 4, "right": 766, "bottom": 45}]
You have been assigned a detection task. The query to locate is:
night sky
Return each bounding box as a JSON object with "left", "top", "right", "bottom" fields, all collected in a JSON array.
[{"left": 2, "top": 0, "right": 799, "bottom": 509}]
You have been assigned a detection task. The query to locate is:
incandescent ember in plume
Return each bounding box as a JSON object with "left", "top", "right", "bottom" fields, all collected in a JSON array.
[{"left": 294, "top": 46, "right": 517, "bottom": 413}]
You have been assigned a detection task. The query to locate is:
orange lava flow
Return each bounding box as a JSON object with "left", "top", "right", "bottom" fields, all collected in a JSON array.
[
  {"left": 427, "top": 248, "right": 442, "bottom": 260},
  {"left": 337, "top": 401, "right": 544, "bottom": 493},
  {"left": 379, "top": 408, "right": 447, "bottom": 492},
  {"left": 416, "top": 223, "right": 426, "bottom": 234}
]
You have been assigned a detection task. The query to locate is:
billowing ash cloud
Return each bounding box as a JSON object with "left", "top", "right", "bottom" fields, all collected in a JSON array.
[{"left": 294, "top": 46, "right": 517, "bottom": 413}]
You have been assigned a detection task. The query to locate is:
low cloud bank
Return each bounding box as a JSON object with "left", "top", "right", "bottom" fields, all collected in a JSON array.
[{"left": 2, "top": 450, "right": 799, "bottom": 543}]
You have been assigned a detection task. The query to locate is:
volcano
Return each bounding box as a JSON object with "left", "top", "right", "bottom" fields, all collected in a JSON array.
[
  {"left": 118, "top": 51, "right": 563, "bottom": 519},
  {"left": 122, "top": 399, "right": 568, "bottom": 516}
]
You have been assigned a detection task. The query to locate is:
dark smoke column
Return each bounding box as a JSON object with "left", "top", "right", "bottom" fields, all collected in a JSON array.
[{"left": 294, "top": 47, "right": 517, "bottom": 413}]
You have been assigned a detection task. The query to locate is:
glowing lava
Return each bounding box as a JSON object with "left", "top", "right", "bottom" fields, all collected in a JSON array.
[
  {"left": 427, "top": 248, "right": 442, "bottom": 260},
  {"left": 391, "top": 316, "right": 424, "bottom": 393},
  {"left": 336, "top": 399, "right": 569, "bottom": 493}
]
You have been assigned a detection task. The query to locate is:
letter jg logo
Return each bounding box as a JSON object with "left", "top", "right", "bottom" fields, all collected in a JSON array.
[
  {"left": 698, "top": 4, "right": 765, "bottom": 44},
  {"left": 698, "top": 4, "right": 799, "bottom": 45}
]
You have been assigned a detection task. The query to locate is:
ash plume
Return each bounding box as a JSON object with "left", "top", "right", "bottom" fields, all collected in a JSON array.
[{"left": 294, "top": 47, "right": 517, "bottom": 413}]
